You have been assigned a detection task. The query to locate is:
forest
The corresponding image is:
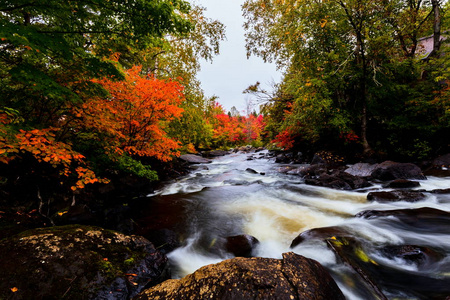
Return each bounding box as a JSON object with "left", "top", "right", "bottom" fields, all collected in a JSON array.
[{"left": 1, "top": 0, "right": 449, "bottom": 196}]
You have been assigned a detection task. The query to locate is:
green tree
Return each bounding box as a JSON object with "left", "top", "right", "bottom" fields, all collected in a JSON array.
[
  {"left": 0, "top": 0, "right": 193, "bottom": 189},
  {"left": 243, "top": 0, "right": 448, "bottom": 158}
]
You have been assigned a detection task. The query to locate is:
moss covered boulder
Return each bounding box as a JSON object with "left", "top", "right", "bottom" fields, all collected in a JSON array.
[
  {"left": 0, "top": 225, "right": 169, "bottom": 299},
  {"left": 135, "top": 252, "right": 345, "bottom": 300}
]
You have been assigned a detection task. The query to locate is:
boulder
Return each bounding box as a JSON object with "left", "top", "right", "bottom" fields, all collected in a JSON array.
[
  {"left": 135, "top": 252, "right": 345, "bottom": 300},
  {"left": 179, "top": 154, "right": 212, "bottom": 164},
  {"left": 432, "top": 153, "right": 450, "bottom": 168},
  {"left": 245, "top": 168, "right": 258, "bottom": 174},
  {"left": 385, "top": 179, "right": 421, "bottom": 188},
  {"left": 380, "top": 245, "right": 444, "bottom": 267},
  {"left": 291, "top": 226, "right": 351, "bottom": 248},
  {"left": 203, "top": 150, "right": 229, "bottom": 157},
  {"left": 371, "top": 161, "right": 426, "bottom": 181},
  {"left": 424, "top": 153, "right": 450, "bottom": 177},
  {"left": 275, "top": 153, "right": 292, "bottom": 163},
  {"left": 327, "top": 236, "right": 450, "bottom": 299},
  {"left": 144, "top": 228, "right": 180, "bottom": 254},
  {"left": 225, "top": 234, "right": 260, "bottom": 257},
  {"left": 311, "top": 151, "right": 345, "bottom": 168},
  {"left": 304, "top": 170, "right": 371, "bottom": 190},
  {"left": 367, "top": 190, "right": 426, "bottom": 202},
  {"left": 355, "top": 207, "right": 450, "bottom": 233},
  {"left": 431, "top": 188, "right": 450, "bottom": 194},
  {"left": 344, "top": 163, "right": 379, "bottom": 177},
  {"left": 0, "top": 225, "right": 169, "bottom": 300}
]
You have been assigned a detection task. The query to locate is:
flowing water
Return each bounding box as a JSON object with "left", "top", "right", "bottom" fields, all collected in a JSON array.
[{"left": 142, "top": 151, "right": 450, "bottom": 299}]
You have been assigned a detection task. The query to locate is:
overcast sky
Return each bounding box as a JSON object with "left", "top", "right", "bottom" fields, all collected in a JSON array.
[{"left": 191, "top": 0, "right": 282, "bottom": 114}]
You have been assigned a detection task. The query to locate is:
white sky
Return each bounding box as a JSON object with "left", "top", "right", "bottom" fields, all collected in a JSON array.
[{"left": 191, "top": 0, "right": 282, "bottom": 114}]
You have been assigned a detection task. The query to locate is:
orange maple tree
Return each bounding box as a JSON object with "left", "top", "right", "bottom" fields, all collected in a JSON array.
[{"left": 74, "top": 65, "right": 185, "bottom": 161}]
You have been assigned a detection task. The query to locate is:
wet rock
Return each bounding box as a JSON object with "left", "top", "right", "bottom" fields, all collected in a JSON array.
[
  {"left": 294, "top": 164, "right": 328, "bottom": 177},
  {"left": 223, "top": 179, "right": 252, "bottom": 186},
  {"left": 145, "top": 228, "right": 180, "bottom": 254},
  {"left": 380, "top": 245, "right": 444, "bottom": 267},
  {"left": 371, "top": 161, "right": 426, "bottom": 181},
  {"left": 311, "top": 151, "right": 345, "bottom": 168},
  {"left": 53, "top": 204, "right": 97, "bottom": 226},
  {"left": 135, "top": 252, "right": 345, "bottom": 300},
  {"left": 355, "top": 207, "right": 450, "bottom": 233},
  {"left": 0, "top": 225, "right": 169, "bottom": 300},
  {"left": 344, "top": 163, "right": 379, "bottom": 177},
  {"left": 179, "top": 154, "right": 212, "bottom": 164},
  {"left": 327, "top": 236, "right": 450, "bottom": 300},
  {"left": 327, "top": 237, "right": 388, "bottom": 300},
  {"left": 385, "top": 179, "right": 421, "bottom": 188},
  {"left": 203, "top": 150, "right": 229, "bottom": 157},
  {"left": 236, "top": 145, "right": 256, "bottom": 153},
  {"left": 432, "top": 153, "right": 450, "bottom": 168},
  {"left": 291, "top": 226, "right": 351, "bottom": 248},
  {"left": 225, "top": 234, "right": 260, "bottom": 257},
  {"left": 431, "top": 188, "right": 450, "bottom": 194},
  {"left": 245, "top": 168, "right": 258, "bottom": 174},
  {"left": 275, "top": 153, "right": 292, "bottom": 163},
  {"left": 367, "top": 190, "right": 426, "bottom": 202},
  {"left": 304, "top": 170, "right": 371, "bottom": 190}
]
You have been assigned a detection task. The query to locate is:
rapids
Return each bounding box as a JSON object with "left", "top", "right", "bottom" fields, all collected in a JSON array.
[{"left": 143, "top": 151, "right": 450, "bottom": 299}]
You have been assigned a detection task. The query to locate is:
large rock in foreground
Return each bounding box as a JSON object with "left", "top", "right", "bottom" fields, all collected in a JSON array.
[
  {"left": 135, "top": 252, "right": 345, "bottom": 300},
  {"left": 0, "top": 225, "right": 169, "bottom": 300}
]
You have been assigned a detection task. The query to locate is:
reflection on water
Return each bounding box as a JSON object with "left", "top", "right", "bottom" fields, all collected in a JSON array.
[{"left": 144, "top": 151, "right": 450, "bottom": 299}]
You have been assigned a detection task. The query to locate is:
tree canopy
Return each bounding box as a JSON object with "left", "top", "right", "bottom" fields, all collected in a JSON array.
[{"left": 243, "top": 0, "right": 449, "bottom": 159}]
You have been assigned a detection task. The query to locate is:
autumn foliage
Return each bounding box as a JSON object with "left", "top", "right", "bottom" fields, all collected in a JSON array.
[
  {"left": 206, "top": 102, "right": 266, "bottom": 147},
  {"left": 0, "top": 66, "right": 185, "bottom": 190},
  {"left": 75, "top": 66, "right": 185, "bottom": 162}
]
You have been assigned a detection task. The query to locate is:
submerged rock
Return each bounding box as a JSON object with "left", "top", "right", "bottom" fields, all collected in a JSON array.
[
  {"left": 0, "top": 225, "right": 169, "bottom": 300},
  {"left": 135, "top": 252, "right": 345, "bottom": 300}
]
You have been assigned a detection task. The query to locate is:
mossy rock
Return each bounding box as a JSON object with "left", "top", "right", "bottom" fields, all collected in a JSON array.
[
  {"left": 135, "top": 252, "right": 345, "bottom": 300},
  {"left": 0, "top": 225, "right": 169, "bottom": 300}
]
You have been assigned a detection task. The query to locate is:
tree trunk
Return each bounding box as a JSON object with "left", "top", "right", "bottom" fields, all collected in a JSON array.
[
  {"left": 430, "top": 0, "right": 441, "bottom": 57},
  {"left": 360, "top": 103, "right": 371, "bottom": 154}
]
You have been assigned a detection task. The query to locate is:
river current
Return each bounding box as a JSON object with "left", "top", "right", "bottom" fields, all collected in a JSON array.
[{"left": 143, "top": 151, "right": 450, "bottom": 299}]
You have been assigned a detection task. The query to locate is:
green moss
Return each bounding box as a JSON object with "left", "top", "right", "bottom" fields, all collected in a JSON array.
[
  {"left": 97, "top": 259, "right": 121, "bottom": 280},
  {"left": 124, "top": 257, "right": 135, "bottom": 267}
]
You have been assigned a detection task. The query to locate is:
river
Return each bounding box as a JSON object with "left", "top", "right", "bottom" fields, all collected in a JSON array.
[{"left": 140, "top": 151, "right": 450, "bottom": 299}]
